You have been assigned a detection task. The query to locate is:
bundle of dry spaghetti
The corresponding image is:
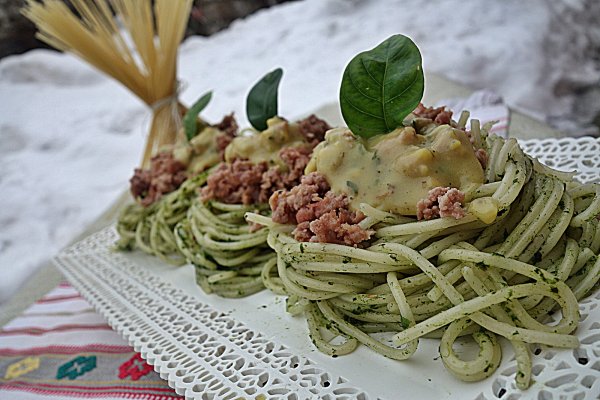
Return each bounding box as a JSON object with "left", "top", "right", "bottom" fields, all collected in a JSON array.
[{"left": 22, "top": 0, "right": 193, "bottom": 167}]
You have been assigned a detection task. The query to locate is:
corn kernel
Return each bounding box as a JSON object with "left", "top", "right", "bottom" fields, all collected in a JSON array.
[{"left": 469, "top": 197, "right": 499, "bottom": 224}]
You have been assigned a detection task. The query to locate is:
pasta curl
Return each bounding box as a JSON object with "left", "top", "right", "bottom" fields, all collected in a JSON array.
[{"left": 246, "top": 131, "right": 600, "bottom": 388}]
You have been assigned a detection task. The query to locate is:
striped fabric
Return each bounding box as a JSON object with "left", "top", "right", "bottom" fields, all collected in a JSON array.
[{"left": 0, "top": 283, "right": 181, "bottom": 399}]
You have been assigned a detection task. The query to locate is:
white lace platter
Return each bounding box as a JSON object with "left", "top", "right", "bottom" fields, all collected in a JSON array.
[{"left": 53, "top": 137, "right": 600, "bottom": 400}]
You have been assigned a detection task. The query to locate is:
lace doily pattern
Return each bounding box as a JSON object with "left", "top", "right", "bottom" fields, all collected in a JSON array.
[
  {"left": 55, "top": 228, "right": 373, "bottom": 400},
  {"left": 477, "top": 288, "right": 600, "bottom": 399},
  {"left": 520, "top": 136, "right": 600, "bottom": 183},
  {"left": 54, "top": 137, "right": 600, "bottom": 399}
]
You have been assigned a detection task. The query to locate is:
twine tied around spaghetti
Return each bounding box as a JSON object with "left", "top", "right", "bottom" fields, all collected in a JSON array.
[
  {"left": 22, "top": 0, "right": 194, "bottom": 168},
  {"left": 140, "top": 81, "right": 189, "bottom": 166}
]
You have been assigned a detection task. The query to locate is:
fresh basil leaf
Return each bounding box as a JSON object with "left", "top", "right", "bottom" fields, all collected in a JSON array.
[
  {"left": 184, "top": 91, "right": 212, "bottom": 140},
  {"left": 339, "top": 35, "right": 424, "bottom": 138},
  {"left": 246, "top": 68, "right": 283, "bottom": 131}
]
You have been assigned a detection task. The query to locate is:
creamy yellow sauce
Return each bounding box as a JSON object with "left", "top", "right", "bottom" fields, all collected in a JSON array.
[
  {"left": 171, "top": 126, "right": 222, "bottom": 174},
  {"left": 306, "top": 125, "right": 484, "bottom": 215},
  {"left": 225, "top": 117, "right": 310, "bottom": 168}
]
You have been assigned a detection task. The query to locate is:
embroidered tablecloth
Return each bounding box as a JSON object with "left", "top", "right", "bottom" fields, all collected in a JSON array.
[{"left": 0, "top": 282, "right": 181, "bottom": 399}]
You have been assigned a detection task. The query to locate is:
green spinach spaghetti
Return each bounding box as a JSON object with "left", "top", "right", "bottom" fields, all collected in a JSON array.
[
  {"left": 116, "top": 114, "right": 236, "bottom": 264},
  {"left": 113, "top": 33, "right": 600, "bottom": 389},
  {"left": 245, "top": 36, "right": 600, "bottom": 387},
  {"left": 247, "top": 114, "right": 600, "bottom": 388},
  {"left": 174, "top": 115, "right": 331, "bottom": 297}
]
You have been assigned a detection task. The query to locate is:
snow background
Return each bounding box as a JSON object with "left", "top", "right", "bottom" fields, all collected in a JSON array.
[{"left": 1, "top": 0, "right": 599, "bottom": 304}]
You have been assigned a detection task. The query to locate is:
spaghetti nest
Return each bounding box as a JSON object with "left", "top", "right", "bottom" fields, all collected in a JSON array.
[
  {"left": 247, "top": 133, "right": 600, "bottom": 388},
  {"left": 116, "top": 172, "right": 209, "bottom": 265},
  {"left": 174, "top": 199, "right": 274, "bottom": 298},
  {"left": 116, "top": 170, "right": 275, "bottom": 296}
]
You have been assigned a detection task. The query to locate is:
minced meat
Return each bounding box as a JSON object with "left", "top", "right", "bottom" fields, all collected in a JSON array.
[
  {"left": 297, "top": 114, "right": 331, "bottom": 146},
  {"left": 201, "top": 146, "right": 313, "bottom": 205},
  {"left": 200, "top": 159, "right": 267, "bottom": 205},
  {"left": 130, "top": 152, "right": 187, "bottom": 207},
  {"left": 270, "top": 172, "right": 373, "bottom": 246},
  {"left": 475, "top": 148, "right": 488, "bottom": 170},
  {"left": 214, "top": 113, "right": 238, "bottom": 159},
  {"left": 416, "top": 187, "right": 466, "bottom": 220},
  {"left": 413, "top": 103, "right": 453, "bottom": 125}
]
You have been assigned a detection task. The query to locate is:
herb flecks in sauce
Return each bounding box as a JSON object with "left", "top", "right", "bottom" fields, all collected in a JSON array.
[
  {"left": 306, "top": 125, "right": 484, "bottom": 215},
  {"left": 185, "top": 127, "right": 222, "bottom": 173},
  {"left": 225, "top": 117, "right": 310, "bottom": 167}
]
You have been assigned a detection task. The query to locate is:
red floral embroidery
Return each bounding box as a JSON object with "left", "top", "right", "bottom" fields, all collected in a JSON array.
[{"left": 118, "top": 353, "right": 153, "bottom": 381}]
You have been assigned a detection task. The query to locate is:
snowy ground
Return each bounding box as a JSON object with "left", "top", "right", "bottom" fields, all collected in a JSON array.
[{"left": 1, "top": 0, "right": 598, "bottom": 304}]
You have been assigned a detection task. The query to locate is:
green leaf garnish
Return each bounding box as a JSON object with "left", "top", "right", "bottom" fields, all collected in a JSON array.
[
  {"left": 183, "top": 91, "right": 212, "bottom": 140},
  {"left": 246, "top": 68, "right": 283, "bottom": 131},
  {"left": 339, "top": 34, "right": 424, "bottom": 138}
]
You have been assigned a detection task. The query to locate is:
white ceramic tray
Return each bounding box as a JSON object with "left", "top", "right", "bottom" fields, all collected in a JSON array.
[{"left": 54, "top": 137, "right": 600, "bottom": 400}]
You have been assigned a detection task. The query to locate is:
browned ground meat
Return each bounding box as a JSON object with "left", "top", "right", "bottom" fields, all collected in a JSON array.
[
  {"left": 130, "top": 170, "right": 151, "bottom": 202},
  {"left": 201, "top": 146, "right": 313, "bottom": 205},
  {"left": 270, "top": 172, "right": 330, "bottom": 224},
  {"left": 275, "top": 146, "right": 312, "bottom": 186},
  {"left": 215, "top": 113, "right": 238, "bottom": 159},
  {"left": 216, "top": 135, "right": 233, "bottom": 160},
  {"left": 215, "top": 113, "right": 238, "bottom": 137},
  {"left": 201, "top": 160, "right": 267, "bottom": 205},
  {"left": 416, "top": 187, "right": 466, "bottom": 220},
  {"left": 130, "top": 152, "right": 187, "bottom": 207},
  {"left": 298, "top": 114, "right": 331, "bottom": 146},
  {"left": 270, "top": 172, "right": 373, "bottom": 246},
  {"left": 413, "top": 103, "right": 453, "bottom": 125}
]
